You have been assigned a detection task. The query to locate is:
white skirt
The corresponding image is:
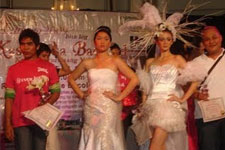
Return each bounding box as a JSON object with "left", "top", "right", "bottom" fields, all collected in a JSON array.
[
  {"left": 146, "top": 99, "right": 186, "bottom": 132},
  {"left": 131, "top": 99, "right": 188, "bottom": 150}
]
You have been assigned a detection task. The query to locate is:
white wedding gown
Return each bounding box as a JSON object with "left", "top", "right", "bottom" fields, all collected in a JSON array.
[{"left": 79, "top": 68, "right": 125, "bottom": 150}]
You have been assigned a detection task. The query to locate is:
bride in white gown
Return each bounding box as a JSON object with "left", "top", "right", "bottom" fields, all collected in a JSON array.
[{"left": 68, "top": 26, "right": 139, "bottom": 150}]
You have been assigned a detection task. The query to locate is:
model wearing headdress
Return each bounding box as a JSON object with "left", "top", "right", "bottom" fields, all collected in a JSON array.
[{"left": 119, "top": 1, "right": 208, "bottom": 150}]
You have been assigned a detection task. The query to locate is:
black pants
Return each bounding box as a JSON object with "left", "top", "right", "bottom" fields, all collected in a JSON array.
[
  {"left": 14, "top": 125, "right": 47, "bottom": 150},
  {"left": 196, "top": 118, "right": 225, "bottom": 150},
  {"left": 123, "top": 113, "right": 133, "bottom": 138}
]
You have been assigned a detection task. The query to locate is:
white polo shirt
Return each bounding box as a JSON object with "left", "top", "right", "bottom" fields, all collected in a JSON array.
[{"left": 193, "top": 48, "right": 225, "bottom": 119}]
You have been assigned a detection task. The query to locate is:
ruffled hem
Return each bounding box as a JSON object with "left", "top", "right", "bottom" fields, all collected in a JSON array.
[
  {"left": 146, "top": 100, "right": 186, "bottom": 132},
  {"left": 131, "top": 99, "right": 186, "bottom": 145}
]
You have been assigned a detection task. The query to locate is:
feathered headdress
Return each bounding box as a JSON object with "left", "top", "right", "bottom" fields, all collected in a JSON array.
[{"left": 119, "top": 1, "right": 207, "bottom": 55}]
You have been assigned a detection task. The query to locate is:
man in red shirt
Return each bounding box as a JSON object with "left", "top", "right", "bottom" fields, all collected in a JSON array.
[{"left": 4, "top": 29, "right": 60, "bottom": 150}]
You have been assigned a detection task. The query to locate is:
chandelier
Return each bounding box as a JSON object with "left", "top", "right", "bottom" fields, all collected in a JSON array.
[{"left": 51, "top": 0, "right": 78, "bottom": 11}]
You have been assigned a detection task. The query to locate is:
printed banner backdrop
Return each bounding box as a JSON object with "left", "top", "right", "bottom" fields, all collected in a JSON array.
[{"left": 0, "top": 9, "right": 145, "bottom": 128}]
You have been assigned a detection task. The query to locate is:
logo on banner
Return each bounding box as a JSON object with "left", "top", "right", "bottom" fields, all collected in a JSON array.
[
  {"left": 73, "top": 41, "right": 95, "bottom": 56},
  {"left": 0, "top": 40, "right": 22, "bottom": 59}
]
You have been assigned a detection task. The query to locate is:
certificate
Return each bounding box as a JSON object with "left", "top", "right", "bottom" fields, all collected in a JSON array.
[
  {"left": 23, "top": 103, "right": 64, "bottom": 131},
  {"left": 198, "top": 97, "right": 225, "bottom": 122}
]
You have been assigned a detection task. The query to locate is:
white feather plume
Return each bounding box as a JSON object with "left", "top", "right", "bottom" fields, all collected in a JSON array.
[
  {"left": 119, "top": 3, "right": 162, "bottom": 35},
  {"left": 140, "top": 3, "right": 162, "bottom": 27},
  {"left": 136, "top": 59, "right": 152, "bottom": 95},
  {"left": 118, "top": 1, "right": 206, "bottom": 56},
  {"left": 166, "top": 12, "right": 183, "bottom": 26}
]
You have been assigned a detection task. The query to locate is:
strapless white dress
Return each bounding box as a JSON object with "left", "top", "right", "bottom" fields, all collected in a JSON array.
[
  {"left": 146, "top": 64, "right": 186, "bottom": 132},
  {"left": 133, "top": 61, "right": 207, "bottom": 149},
  {"left": 78, "top": 68, "right": 125, "bottom": 150},
  {"left": 134, "top": 64, "right": 188, "bottom": 150}
]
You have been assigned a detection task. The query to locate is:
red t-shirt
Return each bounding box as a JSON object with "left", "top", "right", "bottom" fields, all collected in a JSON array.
[
  {"left": 118, "top": 72, "right": 137, "bottom": 107},
  {"left": 118, "top": 72, "right": 138, "bottom": 120},
  {"left": 5, "top": 58, "right": 59, "bottom": 127}
]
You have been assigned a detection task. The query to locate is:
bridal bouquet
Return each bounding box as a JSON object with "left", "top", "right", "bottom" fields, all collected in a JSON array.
[{"left": 27, "top": 75, "right": 50, "bottom": 104}]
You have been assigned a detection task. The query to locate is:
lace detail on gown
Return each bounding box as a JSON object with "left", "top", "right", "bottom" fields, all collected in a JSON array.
[{"left": 79, "top": 69, "right": 125, "bottom": 150}]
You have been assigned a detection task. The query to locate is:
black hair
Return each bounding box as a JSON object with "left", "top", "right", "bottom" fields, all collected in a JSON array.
[
  {"left": 37, "top": 43, "right": 51, "bottom": 57},
  {"left": 110, "top": 43, "right": 121, "bottom": 54},
  {"left": 19, "top": 28, "right": 40, "bottom": 46},
  {"left": 110, "top": 43, "right": 120, "bottom": 50},
  {"left": 94, "top": 26, "right": 112, "bottom": 41}
]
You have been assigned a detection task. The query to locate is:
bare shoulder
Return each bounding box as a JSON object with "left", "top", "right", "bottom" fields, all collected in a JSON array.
[
  {"left": 174, "top": 55, "right": 186, "bottom": 68},
  {"left": 84, "top": 57, "right": 95, "bottom": 64},
  {"left": 144, "top": 58, "right": 154, "bottom": 72},
  {"left": 112, "top": 56, "right": 126, "bottom": 65},
  {"left": 175, "top": 55, "right": 186, "bottom": 62},
  {"left": 79, "top": 58, "right": 94, "bottom": 69},
  {"left": 113, "top": 56, "right": 123, "bottom": 62},
  {"left": 146, "top": 58, "right": 154, "bottom": 66}
]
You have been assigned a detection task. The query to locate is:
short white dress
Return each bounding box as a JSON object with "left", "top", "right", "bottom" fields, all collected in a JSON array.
[{"left": 133, "top": 62, "right": 206, "bottom": 150}]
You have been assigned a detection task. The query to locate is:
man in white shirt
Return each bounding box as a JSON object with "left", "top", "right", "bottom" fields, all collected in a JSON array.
[{"left": 194, "top": 26, "right": 225, "bottom": 150}]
